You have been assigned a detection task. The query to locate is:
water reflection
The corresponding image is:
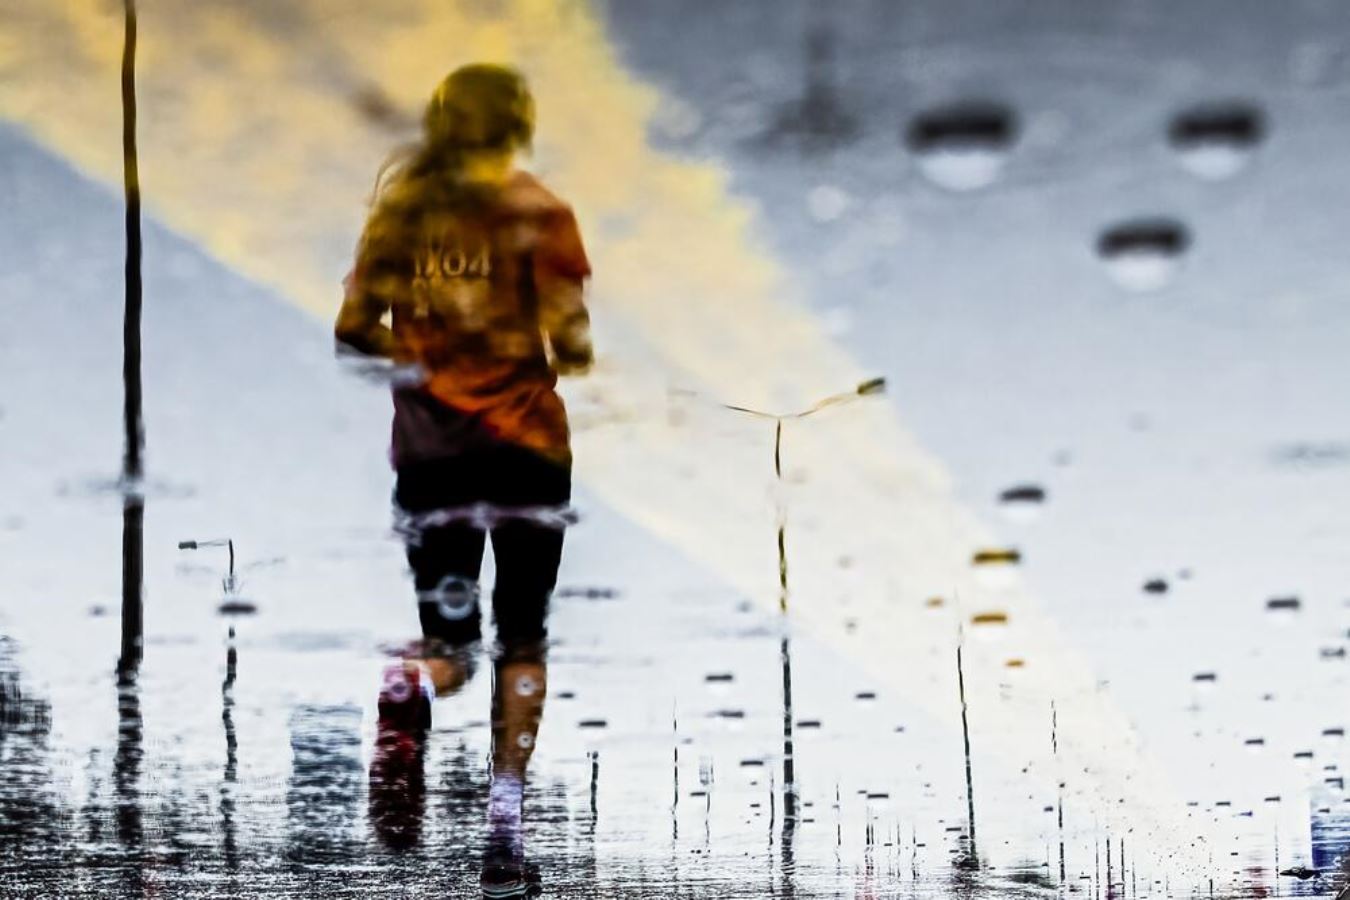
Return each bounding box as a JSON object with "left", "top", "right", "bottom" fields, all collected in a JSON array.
[
  {"left": 1168, "top": 102, "right": 1265, "bottom": 181},
  {"left": 286, "top": 704, "right": 364, "bottom": 865},
  {"left": 1096, "top": 217, "right": 1192, "bottom": 292},
  {"left": 905, "top": 102, "right": 1017, "bottom": 192},
  {"left": 221, "top": 627, "right": 239, "bottom": 871},
  {"left": 0, "top": 640, "right": 61, "bottom": 873},
  {"left": 114, "top": 679, "right": 142, "bottom": 856},
  {"left": 370, "top": 639, "right": 548, "bottom": 896}
]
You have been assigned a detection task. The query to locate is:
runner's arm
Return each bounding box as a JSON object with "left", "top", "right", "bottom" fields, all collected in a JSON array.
[
  {"left": 334, "top": 267, "right": 400, "bottom": 359},
  {"left": 536, "top": 206, "right": 594, "bottom": 375},
  {"left": 538, "top": 272, "right": 593, "bottom": 375}
]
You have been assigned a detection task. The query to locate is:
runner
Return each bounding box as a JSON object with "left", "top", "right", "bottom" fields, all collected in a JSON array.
[{"left": 336, "top": 63, "right": 593, "bottom": 647}]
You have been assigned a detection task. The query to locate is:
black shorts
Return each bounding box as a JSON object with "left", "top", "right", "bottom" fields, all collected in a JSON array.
[{"left": 394, "top": 443, "right": 571, "bottom": 644}]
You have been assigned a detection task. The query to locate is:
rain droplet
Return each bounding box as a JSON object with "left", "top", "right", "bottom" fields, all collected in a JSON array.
[
  {"left": 969, "top": 612, "right": 1010, "bottom": 643},
  {"left": 704, "top": 673, "right": 735, "bottom": 684},
  {"left": 807, "top": 185, "right": 851, "bottom": 223},
  {"left": 998, "top": 484, "right": 1046, "bottom": 523},
  {"left": 972, "top": 548, "right": 1021, "bottom": 589},
  {"left": 905, "top": 102, "right": 1017, "bottom": 191},
  {"left": 998, "top": 484, "right": 1045, "bottom": 504},
  {"left": 1266, "top": 595, "right": 1301, "bottom": 618},
  {"left": 1168, "top": 103, "right": 1264, "bottom": 181},
  {"left": 217, "top": 598, "right": 258, "bottom": 616},
  {"left": 854, "top": 691, "right": 877, "bottom": 702},
  {"left": 796, "top": 719, "right": 822, "bottom": 729},
  {"left": 578, "top": 719, "right": 608, "bottom": 729},
  {"left": 972, "top": 548, "right": 1021, "bottom": 566},
  {"left": 1143, "top": 578, "right": 1169, "bottom": 595},
  {"left": 1096, "top": 218, "right": 1191, "bottom": 292}
]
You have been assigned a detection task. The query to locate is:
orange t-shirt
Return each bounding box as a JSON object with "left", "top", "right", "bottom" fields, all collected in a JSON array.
[{"left": 349, "top": 171, "right": 591, "bottom": 466}]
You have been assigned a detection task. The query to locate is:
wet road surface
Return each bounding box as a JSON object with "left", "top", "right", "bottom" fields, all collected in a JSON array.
[{"left": 3, "top": 0, "right": 1350, "bottom": 896}]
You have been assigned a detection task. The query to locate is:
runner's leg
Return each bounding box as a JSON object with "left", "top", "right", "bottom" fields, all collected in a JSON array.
[
  {"left": 487, "top": 445, "right": 570, "bottom": 644},
  {"left": 395, "top": 458, "right": 488, "bottom": 643}
]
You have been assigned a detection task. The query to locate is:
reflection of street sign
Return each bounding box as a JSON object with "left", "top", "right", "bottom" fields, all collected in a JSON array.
[{"left": 178, "top": 538, "right": 258, "bottom": 615}]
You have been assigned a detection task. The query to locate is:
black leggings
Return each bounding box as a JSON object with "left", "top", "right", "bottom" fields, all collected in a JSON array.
[{"left": 394, "top": 444, "right": 571, "bottom": 644}]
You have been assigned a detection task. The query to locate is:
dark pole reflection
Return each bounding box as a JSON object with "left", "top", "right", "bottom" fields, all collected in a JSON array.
[
  {"left": 220, "top": 626, "right": 239, "bottom": 872},
  {"left": 1053, "top": 701, "right": 1067, "bottom": 887},
  {"left": 113, "top": 676, "right": 143, "bottom": 894},
  {"left": 117, "top": 0, "right": 144, "bottom": 683},
  {"left": 780, "top": 631, "right": 797, "bottom": 857},
  {"left": 956, "top": 628, "right": 979, "bottom": 870},
  {"left": 772, "top": 419, "right": 799, "bottom": 885},
  {"left": 779, "top": 630, "right": 799, "bottom": 898}
]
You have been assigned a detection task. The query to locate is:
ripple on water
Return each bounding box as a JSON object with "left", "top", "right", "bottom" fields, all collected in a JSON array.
[
  {"left": 997, "top": 483, "right": 1046, "bottom": 523},
  {"left": 1168, "top": 102, "right": 1265, "bottom": 180},
  {"left": 905, "top": 101, "right": 1017, "bottom": 191},
  {"left": 1096, "top": 218, "right": 1191, "bottom": 292}
]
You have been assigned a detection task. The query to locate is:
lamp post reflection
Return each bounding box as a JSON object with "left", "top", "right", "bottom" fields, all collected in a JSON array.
[
  {"left": 701, "top": 377, "right": 886, "bottom": 879},
  {"left": 220, "top": 626, "right": 238, "bottom": 872}
]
